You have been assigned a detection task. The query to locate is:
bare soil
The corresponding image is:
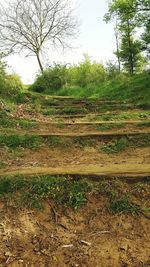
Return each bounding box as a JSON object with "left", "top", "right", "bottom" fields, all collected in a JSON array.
[{"left": 0, "top": 195, "right": 150, "bottom": 267}]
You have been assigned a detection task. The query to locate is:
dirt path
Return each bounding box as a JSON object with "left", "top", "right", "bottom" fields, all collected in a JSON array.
[{"left": 0, "top": 97, "right": 150, "bottom": 267}]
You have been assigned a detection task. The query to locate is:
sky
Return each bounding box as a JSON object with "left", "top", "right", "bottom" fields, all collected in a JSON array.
[{"left": 1, "top": 0, "right": 116, "bottom": 84}]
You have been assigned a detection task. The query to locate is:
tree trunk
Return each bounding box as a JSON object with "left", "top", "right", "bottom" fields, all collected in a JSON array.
[
  {"left": 36, "top": 52, "right": 44, "bottom": 73},
  {"left": 115, "top": 16, "right": 121, "bottom": 73},
  {"left": 127, "top": 19, "right": 134, "bottom": 74}
]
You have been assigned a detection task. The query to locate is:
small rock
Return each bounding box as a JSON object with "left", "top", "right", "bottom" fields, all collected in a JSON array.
[
  {"left": 5, "top": 251, "right": 13, "bottom": 257},
  {"left": 80, "top": 240, "right": 92, "bottom": 246},
  {"left": 120, "top": 243, "right": 129, "bottom": 251},
  {"left": 18, "top": 259, "right": 24, "bottom": 263}
]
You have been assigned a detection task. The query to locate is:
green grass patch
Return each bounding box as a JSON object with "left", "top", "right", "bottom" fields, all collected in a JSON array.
[
  {"left": 95, "top": 111, "right": 150, "bottom": 122},
  {"left": 18, "top": 119, "right": 38, "bottom": 129},
  {"left": 96, "top": 123, "right": 126, "bottom": 131},
  {"left": 109, "top": 195, "right": 141, "bottom": 215},
  {"left": 0, "top": 175, "right": 91, "bottom": 209},
  {"left": 0, "top": 175, "right": 148, "bottom": 215},
  {"left": 57, "top": 107, "right": 87, "bottom": 115},
  {"left": 42, "top": 108, "right": 57, "bottom": 115},
  {"left": 0, "top": 134, "right": 42, "bottom": 149},
  {"left": 46, "top": 136, "right": 62, "bottom": 147},
  {"left": 136, "top": 121, "right": 150, "bottom": 127},
  {"left": 0, "top": 161, "right": 7, "bottom": 169},
  {"left": 101, "top": 138, "right": 128, "bottom": 153},
  {"left": 73, "top": 137, "right": 95, "bottom": 147},
  {"left": 55, "top": 120, "right": 65, "bottom": 129}
]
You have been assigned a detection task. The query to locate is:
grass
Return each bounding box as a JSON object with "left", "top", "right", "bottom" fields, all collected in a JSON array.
[
  {"left": 109, "top": 195, "right": 141, "bottom": 215},
  {"left": 58, "top": 107, "right": 87, "bottom": 115},
  {"left": 0, "top": 175, "right": 91, "bottom": 209},
  {"left": 0, "top": 110, "right": 38, "bottom": 129},
  {"left": 0, "top": 175, "right": 148, "bottom": 216},
  {"left": 56, "top": 120, "right": 65, "bottom": 129},
  {"left": 46, "top": 136, "right": 62, "bottom": 147},
  {"left": 73, "top": 137, "right": 95, "bottom": 147},
  {"left": 0, "top": 161, "right": 7, "bottom": 169},
  {"left": 136, "top": 121, "right": 150, "bottom": 127},
  {"left": 95, "top": 111, "right": 150, "bottom": 122},
  {"left": 55, "top": 73, "right": 150, "bottom": 107},
  {"left": 97, "top": 179, "right": 143, "bottom": 215},
  {"left": 42, "top": 108, "right": 57, "bottom": 115},
  {"left": 101, "top": 138, "right": 128, "bottom": 153},
  {"left": 96, "top": 123, "right": 126, "bottom": 131},
  {"left": 0, "top": 134, "right": 42, "bottom": 149}
]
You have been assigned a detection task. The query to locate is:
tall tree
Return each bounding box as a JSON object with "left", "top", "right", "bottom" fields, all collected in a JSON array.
[
  {"left": 114, "top": 15, "right": 121, "bottom": 72},
  {"left": 105, "top": 0, "right": 143, "bottom": 74},
  {"left": 0, "top": 0, "right": 78, "bottom": 72}
]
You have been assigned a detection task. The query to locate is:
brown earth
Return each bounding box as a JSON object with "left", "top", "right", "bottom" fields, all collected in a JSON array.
[
  {"left": 1, "top": 146, "right": 150, "bottom": 174},
  {"left": 0, "top": 194, "right": 150, "bottom": 267}
]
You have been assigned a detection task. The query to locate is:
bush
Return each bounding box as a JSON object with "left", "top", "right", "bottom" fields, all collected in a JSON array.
[
  {"left": 30, "top": 63, "right": 67, "bottom": 94},
  {"left": 30, "top": 55, "right": 107, "bottom": 94},
  {"left": 0, "top": 55, "right": 23, "bottom": 102}
]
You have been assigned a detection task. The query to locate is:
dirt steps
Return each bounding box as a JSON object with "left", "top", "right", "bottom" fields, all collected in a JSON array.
[
  {"left": 38, "top": 120, "right": 150, "bottom": 125},
  {"left": 1, "top": 96, "right": 150, "bottom": 183},
  {"left": 0, "top": 164, "right": 150, "bottom": 181},
  {"left": 1, "top": 130, "right": 150, "bottom": 139}
]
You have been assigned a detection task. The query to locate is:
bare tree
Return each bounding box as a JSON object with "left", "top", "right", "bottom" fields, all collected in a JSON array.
[{"left": 0, "top": 0, "right": 78, "bottom": 72}]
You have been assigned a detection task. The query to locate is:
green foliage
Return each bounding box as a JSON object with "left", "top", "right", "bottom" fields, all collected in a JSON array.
[
  {"left": 30, "top": 63, "right": 67, "bottom": 94},
  {"left": 73, "top": 137, "right": 95, "bottom": 147},
  {"left": 136, "top": 121, "right": 150, "bottom": 127},
  {"left": 0, "top": 116, "right": 38, "bottom": 129},
  {"left": 96, "top": 122, "right": 126, "bottom": 131},
  {"left": 0, "top": 134, "right": 42, "bottom": 149},
  {"left": 46, "top": 136, "right": 61, "bottom": 147},
  {"left": 0, "top": 175, "right": 91, "bottom": 209},
  {"left": 54, "top": 73, "right": 150, "bottom": 107},
  {"left": 104, "top": 0, "right": 149, "bottom": 73},
  {"left": 0, "top": 54, "right": 24, "bottom": 103},
  {"left": 30, "top": 55, "right": 107, "bottom": 94},
  {"left": 68, "top": 54, "right": 106, "bottom": 87},
  {"left": 0, "top": 161, "right": 7, "bottom": 169},
  {"left": 109, "top": 195, "right": 141, "bottom": 215},
  {"left": 101, "top": 138, "right": 128, "bottom": 153}
]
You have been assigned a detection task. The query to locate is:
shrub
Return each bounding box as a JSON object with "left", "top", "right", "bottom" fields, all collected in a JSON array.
[
  {"left": 0, "top": 55, "right": 23, "bottom": 102},
  {"left": 30, "top": 63, "right": 68, "bottom": 94}
]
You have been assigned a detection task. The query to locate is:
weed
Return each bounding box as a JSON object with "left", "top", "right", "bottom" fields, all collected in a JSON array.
[
  {"left": 46, "top": 136, "right": 61, "bottom": 147},
  {"left": 18, "top": 119, "right": 38, "bottom": 129},
  {"left": 101, "top": 138, "right": 128, "bottom": 153},
  {"left": 0, "top": 118, "right": 15, "bottom": 128},
  {"left": 33, "top": 99, "right": 41, "bottom": 113},
  {"left": 0, "top": 161, "right": 7, "bottom": 169},
  {"left": 95, "top": 112, "right": 150, "bottom": 122},
  {"left": 73, "top": 137, "right": 95, "bottom": 147},
  {"left": 136, "top": 121, "right": 150, "bottom": 127},
  {"left": 109, "top": 195, "right": 141, "bottom": 215},
  {"left": 96, "top": 123, "right": 126, "bottom": 131},
  {"left": 9, "top": 148, "right": 25, "bottom": 159},
  {"left": 0, "top": 134, "right": 42, "bottom": 149},
  {"left": 0, "top": 175, "right": 91, "bottom": 209},
  {"left": 56, "top": 120, "right": 65, "bottom": 129},
  {"left": 42, "top": 108, "right": 57, "bottom": 115},
  {"left": 129, "top": 134, "right": 150, "bottom": 147},
  {"left": 58, "top": 107, "right": 87, "bottom": 115}
]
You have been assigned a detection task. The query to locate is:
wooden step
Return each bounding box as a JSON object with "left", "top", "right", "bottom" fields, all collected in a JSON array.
[
  {"left": 0, "top": 164, "right": 150, "bottom": 182},
  {"left": 38, "top": 120, "right": 150, "bottom": 126},
  {"left": 1, "top": 131, "right": 150, "bottom": 138}
]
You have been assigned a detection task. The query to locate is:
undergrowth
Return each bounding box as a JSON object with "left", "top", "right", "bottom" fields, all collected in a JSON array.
[
  {"left": 101, "top": 138, "right": 128, "bottom": 153},
  {"left": 0, "top": 175, "right": 91, "bottom": 209},
  {"left": 0, "top": 176, "right": 149, "bottom": 215}
]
